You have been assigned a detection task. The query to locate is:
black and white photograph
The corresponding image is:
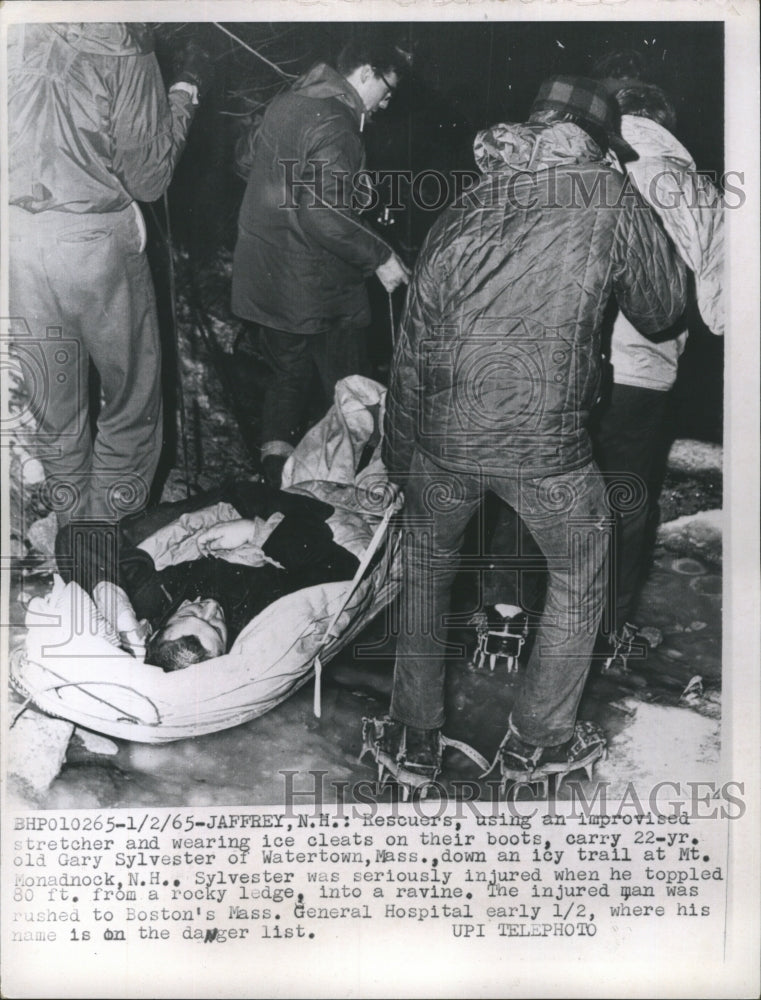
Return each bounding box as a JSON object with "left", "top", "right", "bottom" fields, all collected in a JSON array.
[{"left": 1, "top": 1, "right": 758, "bottom": 997}]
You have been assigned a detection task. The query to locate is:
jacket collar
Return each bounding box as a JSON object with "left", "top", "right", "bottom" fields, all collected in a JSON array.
[
  {"left": 474, "top": 120, "right": 610, "bottom": 174},
  {"left": 292, "top": 62, "right": 366, "bottom": 127}
]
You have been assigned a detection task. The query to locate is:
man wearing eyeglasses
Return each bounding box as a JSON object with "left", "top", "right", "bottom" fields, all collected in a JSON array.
[{"left": 232, "top": 35, "right": 411, "bottom": 489}]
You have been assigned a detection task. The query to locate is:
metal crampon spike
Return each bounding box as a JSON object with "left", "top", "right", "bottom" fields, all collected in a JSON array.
[
  {"left": 472, "top": 605, "right": 528, "bottom": 675},
  {"left": 533, "top": 776, "right": 550, "bottom": 799},
  {"left": 502, "top": 772, "right": 547, "bottom": 799},
  {"left": 359, "top": 717, "right": 378, "bottom": 762},
  {"left": 378, "top": 763, "right": 397, "bottom": 789},
  {"left": 479, "top": 750, "right": 501, "bottom": 780},
  {"left": 553, "top": 755, "right": 601, "bottom": 793},
  {"left": 555, "top": 768, "right": 583, "bottom": 795},
  {"left": 360, "top": 716, "right": 443, "bottom": 799},
  {"left": 394, "top": 762, "right": 439, "bottom": 801}
]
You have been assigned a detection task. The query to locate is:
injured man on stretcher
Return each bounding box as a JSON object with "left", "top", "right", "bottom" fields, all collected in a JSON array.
[{"left": 54, "top": 480, "right": 361, "bottom": 671}]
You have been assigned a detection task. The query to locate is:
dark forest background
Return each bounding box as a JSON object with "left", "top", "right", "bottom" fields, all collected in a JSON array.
[{"left": 150, "top": 20, "right": 725, "bottom": 444}]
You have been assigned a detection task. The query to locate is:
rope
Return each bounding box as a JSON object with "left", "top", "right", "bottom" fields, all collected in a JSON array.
[
  {"left": 9, "top": 695, "right": 33, "bottom": 730},
  {"left": 45, "top": 680, "right": 162, "bottom": 727},
  {"left": 33, "top": 669, "right": 162, "bottom": 727},
  {"left": 163, "top": 191, "right": 193, "bottom": 499},
  {"left": 11, "top": 649, "right": 162, "bottom": 728}
]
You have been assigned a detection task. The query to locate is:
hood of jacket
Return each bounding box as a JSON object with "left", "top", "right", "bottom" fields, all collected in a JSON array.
[
  {"left": 473, "top": 120, "right": 609, "bottom": 175},
  {"left": 291, "top": 62, "right": 365, "bottom": 125},
  {"left": 47, "top": 22, "right": 153, "bottom": 57},
  {"left": 620, "top": 112, "right": 722, "bottom": 337},
  {"left": 621, "top": 114, "right": 695, "bottom": 170}
]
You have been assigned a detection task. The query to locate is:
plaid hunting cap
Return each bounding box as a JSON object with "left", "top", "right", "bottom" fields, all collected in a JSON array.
[{"left": 530, "top": 75, "right": 637, "bottom": 161}]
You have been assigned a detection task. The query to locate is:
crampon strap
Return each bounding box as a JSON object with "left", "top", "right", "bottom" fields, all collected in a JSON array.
[{"left": 440, "top": 734, "right": 490, "bottom": 773}]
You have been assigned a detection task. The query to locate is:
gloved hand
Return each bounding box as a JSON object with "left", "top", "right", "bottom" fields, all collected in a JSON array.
[
  {"left": 375, "top": 252, "right": 410, "bottom": 294},
  {"left": 172, "top": 40, "right": 213, "bottom": 100}
]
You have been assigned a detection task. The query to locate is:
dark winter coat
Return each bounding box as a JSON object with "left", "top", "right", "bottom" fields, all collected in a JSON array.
[
  {"left": 8, "top": 22, "right": 196, "bottom": 214},
  {"left": 55, "top": 482, "right": 359, "bottom": 647},
  {"left": 384, "top": 121, "right": 688, "bottom": 480},
  {"left": 231, "top": 63, "right": 392, "bottom": 336}
]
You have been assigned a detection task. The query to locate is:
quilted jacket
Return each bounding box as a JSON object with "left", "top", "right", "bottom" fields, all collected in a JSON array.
[
  {"left": 8, "top": 22, "right": 196, "bottom": 214},
  {"left": 384, "top": 121, "right": 688, "bottom": 479},
  {"left": 231, "top": 63, "right": 392, "bottom": 335}
]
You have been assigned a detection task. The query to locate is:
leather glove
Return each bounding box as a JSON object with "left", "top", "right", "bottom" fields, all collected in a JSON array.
[{"left": 172, "top": 41, "right": 213, "bottom": 100}]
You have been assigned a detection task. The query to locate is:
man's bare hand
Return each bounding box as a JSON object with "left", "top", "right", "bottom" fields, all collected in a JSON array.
[{"left": 375, "top": 253, "right": 410, "bottom": 293}]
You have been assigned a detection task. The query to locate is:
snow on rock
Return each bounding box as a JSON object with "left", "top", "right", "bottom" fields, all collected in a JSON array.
[
  {"left": 667, "top": 438, "right": 722, "bottom": 475},
  {"left": 26, "top": 512, "right": 58, "bottom": 557},
  {"left": 595, "top": 698, "right": 720, "bottom": 797},
  {"left": 19, "top": 454, "right": 46, "bottom": 485},
  {"left": 657, "top": 508, "right": 722, "bottom": 568},
  {"left": 73, "top": 728, "right": 119, "bottom": 756},
  {"left": 7, "top": 703, "right": 74, "bottom": 806}
]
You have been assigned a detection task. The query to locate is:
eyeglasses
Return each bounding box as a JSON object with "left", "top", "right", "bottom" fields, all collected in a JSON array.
[{"left": 377, "top": 71, "right": 397, "bottom": 99}]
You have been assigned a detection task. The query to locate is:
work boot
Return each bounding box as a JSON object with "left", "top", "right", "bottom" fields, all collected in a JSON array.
[
  {"left": 360, "top": 717, "right": 490, "bottom": 801},
  {"left": 490, "top": 718, "right": 607, "bottom": 796},
  {"left": 361, "top": 717, "right": 442, "bottom": 800}
]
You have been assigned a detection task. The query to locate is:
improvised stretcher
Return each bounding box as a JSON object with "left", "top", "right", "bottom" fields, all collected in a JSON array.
[{"left": 11, "top": 377, "right": 402, "bottom": 744}]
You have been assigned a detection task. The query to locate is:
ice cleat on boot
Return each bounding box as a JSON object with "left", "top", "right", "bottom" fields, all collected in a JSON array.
[
  {"left": 360, "top": 718, "right": 490, "bottom": 801},
  {"left": 469, "top": 604, "right": 529, "bottom": 673},
  {"left": 360, "top": 717, "right": 442, "bottom": 800},
  {"left": 602, "top": 622, "right": 639, "bottom": 674},
  {"left": 485, "top": 718, "right": 607, "bottom": 797}
]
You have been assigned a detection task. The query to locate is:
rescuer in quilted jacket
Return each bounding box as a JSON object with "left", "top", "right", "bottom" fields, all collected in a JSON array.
[{"left": 364, "top": 77, "right": 688, "bottom": 795}]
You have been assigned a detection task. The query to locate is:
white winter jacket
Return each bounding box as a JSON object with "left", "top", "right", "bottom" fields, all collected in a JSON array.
[{"left": 610, "top": 115, "right": 724, "bottom": 391}]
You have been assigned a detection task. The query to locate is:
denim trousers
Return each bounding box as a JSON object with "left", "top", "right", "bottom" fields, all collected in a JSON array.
[
  {"left": 390, "top": 449, "right": 611, "bottom": 746},
  {"left": 259, "top": 324, "right": 369, "bottom": 460},
  {"left": 9, "top": 204, "right": 162, "bottom": 523}
]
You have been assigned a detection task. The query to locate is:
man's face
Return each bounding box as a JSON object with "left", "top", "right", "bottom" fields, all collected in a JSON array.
[
  {"left": 159, "top": 598, "right": 227, "bottom": 659},
  {"left": 363, "top": 67, "right": 399, "bottom": 115}
]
